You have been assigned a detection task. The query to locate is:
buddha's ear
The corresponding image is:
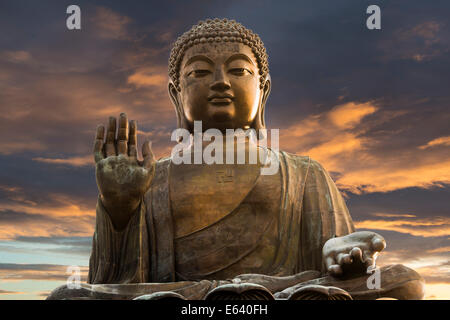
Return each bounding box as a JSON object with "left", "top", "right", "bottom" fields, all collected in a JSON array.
[
  {"left": 252, "top": 74, "right": 271, "bottom": 131},
  {"left": 261, "top": 73, "right": 271, "bottom": 111},
  {"left": 168, "top": 80, "right": 180, "bottom": 111},
  {"left": 168, "top": 80, "right": 190, "bottom": 131}
]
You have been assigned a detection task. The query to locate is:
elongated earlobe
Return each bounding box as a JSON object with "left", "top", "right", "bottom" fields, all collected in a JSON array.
[
  {"left": 252, "top": 74, "right": 271, "bottom": 131},
  {"left": 168, "top": 81, "right": 190, "bottom": 132}
]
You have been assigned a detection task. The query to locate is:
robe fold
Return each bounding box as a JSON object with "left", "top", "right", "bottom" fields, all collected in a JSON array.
[{"left": 88, "top": 150, "right": 355, "bottom": 284}]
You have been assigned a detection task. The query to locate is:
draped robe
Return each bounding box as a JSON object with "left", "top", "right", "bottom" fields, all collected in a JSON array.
[{"left": 88, "top": 150, "right": 355, "bottom": 284}]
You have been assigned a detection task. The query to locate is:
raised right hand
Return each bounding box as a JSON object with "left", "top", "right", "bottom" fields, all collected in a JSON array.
[{"left": 93, "top": 113, "right": 155, "bottom": 230}]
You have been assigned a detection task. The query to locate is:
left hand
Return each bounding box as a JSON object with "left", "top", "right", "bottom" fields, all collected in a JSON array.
[{"left": 322, "top": 231, "right": 386, "bottom": 277}]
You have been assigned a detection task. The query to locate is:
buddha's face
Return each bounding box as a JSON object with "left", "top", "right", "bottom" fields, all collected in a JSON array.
[{"left": 176, "top": 42, "right": 265, "bottom": 132}]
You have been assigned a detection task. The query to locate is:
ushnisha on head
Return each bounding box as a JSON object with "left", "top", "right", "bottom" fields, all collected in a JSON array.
[{"left": 168, "top": 18, "right": 271, "bottom": 133}]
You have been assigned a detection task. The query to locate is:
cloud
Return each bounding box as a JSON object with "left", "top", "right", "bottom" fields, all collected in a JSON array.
[
  {"left": 0, "top": 289, "right": 24, "bottom": 295},
  {"left": 127, "top": 67, "right": 168, "bottom": 88},
  {"left": 0, "top": 60, "right": 175, "bottom": 157},
  {"left": 279, "top": 101, "right": 450, "bottom": 194},
  {"left": 379, "top": 20, "right": 449, "bottom": 62},
  {"left": 365, "top": 229, "right": 450, "bottom": 294},
  {"left": 13, "top": 236, "right": 91, "bottom": 246},
  {"left": 279, "top": 101, "right": 377, "bottom": 161},
  {"left": 91, "top": 6, "right": 133, "bottom": 40},
  {"left": 400, "top": 21, "right": 441, "bottom": 44},
  {"left": 0, "top": 187, "right": 96, "bottom": 240},
  {"left": 0, "top": 5, "right": 176, "bottom": 159},
  {"left": 0, "top": 50, "right": 32, "bottom": 64},
  {"left": 338, "top": 161, "right": 450, "bottom": 194},
  {"left": 428, "top": 246, "right": 450, "bottom": 254},
  {"left": 419, "top": 136, "right": 450, "bottom": 150},
  {"left": 0, "top": 263, "right": 88, "bottom": 282},
  {"left": 379, "top": 254, "right": 450, "bottom": 287},
  {"left": 355, "top": 216, "right": 450, "bottom": 237},
  {"left": 374, "top": 213, "right": 417, "bottom": 218},
  {"left": 0, "top": 213, "right": 94, "bottom": 240},
  {"left": 327, "top": 102, "right": 377, "bottom": 129},
  {"left": 32, "top": 155, "right": 93, "bottom": 167},
  {"left": 0, "top": 193, "right": 95, "bottom": 218},
  {"left": 0, "top": 141, "right": 47, "bottom": 155},
  {"left": 0, "top": 0, "right": 449, "bottom": 300},
  {"left": 413, "top": 261, "right": 450, "bottom": 284}
]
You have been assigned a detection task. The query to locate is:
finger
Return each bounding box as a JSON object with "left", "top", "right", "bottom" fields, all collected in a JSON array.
[
  {"left": 117, "top": 113, "right": 128, "bottom": 155},
  {"left": 350, "top": 247, "right": 363, "bottom": 263},
  {"left": 142, "top": 140, "right": 155, "bottom": 169},
  {"left": 364, "top": 257, "right": 374, "bottom": 269},
  {"left": 328, "top": 264, "right": 343, "bottom": 277},
  {"left": 371, "top": 236, "right": 386, "bottom": 252},
  {"left": 325, "top": 256, "right": 336, "bottom": 271},
  {"left": 336, "top": 253, "right": 352, "bottom": 265},
  {"left": 93, "top": 125, "right": 105, "bottom": 163},
  {"left": 128, "top": 120, "right": 137, "bottom": 158},
  {"left": 105, "top": 116, "right": 117, "bottom": 157},
  {"left": 360, "top": 247, "right": 376, "bottom": 267}
]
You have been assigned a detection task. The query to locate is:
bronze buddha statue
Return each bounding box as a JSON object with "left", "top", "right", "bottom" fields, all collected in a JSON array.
[{"left": 48, "top": 18, "right": 424, "bottom": 300}]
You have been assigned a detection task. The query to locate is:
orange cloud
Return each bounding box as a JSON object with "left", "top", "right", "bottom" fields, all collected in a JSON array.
[
  {"left": 0, "top": 189, "right": 96, "bottom": 239},
  {"left": 0, "top": 12, "right": 178, "bottom": 159},
  {"left": 338, "top": 159, "right": 450, "bottom": 194},
  {"left": 327, "top": 102, "right": 377, "bottom": 129},
  {"left": 355, "top": 216, "right": 450, "bottom": 237},
  {"left": 280, "top": 101, "right": 450, "bottom": 194},
  {"left": 376, "top": 244, "right": 449, "bottom": 299},
  {"left": 0, "top": 290, "right": 25, "bottom": 295},
  {"left": 0, "top": 193, "right": 95, "bottom": 218},
  {"left": 0, "top": 265, "right": 88, "bottom": 282},
  {"left": 32, "top": 155, "right": 93, "bottom": 167},
  {"left": 428, "top": 246, "right": 450, "bottom": 254},
  {"left": 0, "top": 218, "right": 94, "bottom": 240},
  {"left": 127, "top": 67, "right": 168, "bottom": 88},
  {"left": 280, "top": 101, "right": 376, "bottom": 166},
  {"left": 419, "top": 136, "right": 450, "bottom": 149},
  {"left": 0, "top": 62, "right": 175, "bottom": 156}
]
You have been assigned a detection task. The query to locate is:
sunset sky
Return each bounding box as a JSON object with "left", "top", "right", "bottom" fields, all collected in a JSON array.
[{"left": 0, "top": 0, "right": 449, "bottom": 299}]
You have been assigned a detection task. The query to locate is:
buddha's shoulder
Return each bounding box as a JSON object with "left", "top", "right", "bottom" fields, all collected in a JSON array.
[
  {"left": 277, "top": 151, "right": 326, "bottom": 171},
  {"left": 156, "top": 156, "right": 172, "bottom": 165},
  {"left": 149, "top": 157, "right": 172, "bottom": 179}
]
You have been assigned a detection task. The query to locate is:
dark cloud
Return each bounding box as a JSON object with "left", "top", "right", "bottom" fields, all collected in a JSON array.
[
  {"left": 13, "top": 236, "right": 91, "bottom": 246},
  {"left": 11, "top": 236, "right": 93, "bottom": 256},
  {"left": 347, "top": 185, "right": 450, "bottom": 221},
  {"left": 0, "top": 263, "right": 88, "bottom": 281}
]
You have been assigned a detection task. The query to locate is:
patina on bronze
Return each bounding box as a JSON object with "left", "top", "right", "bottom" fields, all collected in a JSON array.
[{"left": 48, "top": 18, "right": 424, "bottom": 300}]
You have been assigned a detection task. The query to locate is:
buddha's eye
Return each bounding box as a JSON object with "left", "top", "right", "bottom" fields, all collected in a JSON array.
[
  {"left": 187, "top": 69, "right": 211, "bottom": 78},
  {"left": 229, "top": 68, "right": 253, "bottom": 76}
]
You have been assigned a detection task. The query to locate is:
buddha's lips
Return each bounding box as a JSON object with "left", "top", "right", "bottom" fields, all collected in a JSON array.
[
  {"left": 208, "top": 94, "right": 234, "bottom": 105},
  {"left": 209, "top": 97, "right": 233, "bottom": 105}
]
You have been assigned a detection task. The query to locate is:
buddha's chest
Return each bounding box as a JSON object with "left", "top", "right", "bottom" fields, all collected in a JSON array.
[{"left": 169, "top": 162, "right": 281, "bottom": 239}]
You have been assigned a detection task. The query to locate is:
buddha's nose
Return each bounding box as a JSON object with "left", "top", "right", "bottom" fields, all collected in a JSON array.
[{"left": 210, "top": 69, "right": 231, "bottom": 91}]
